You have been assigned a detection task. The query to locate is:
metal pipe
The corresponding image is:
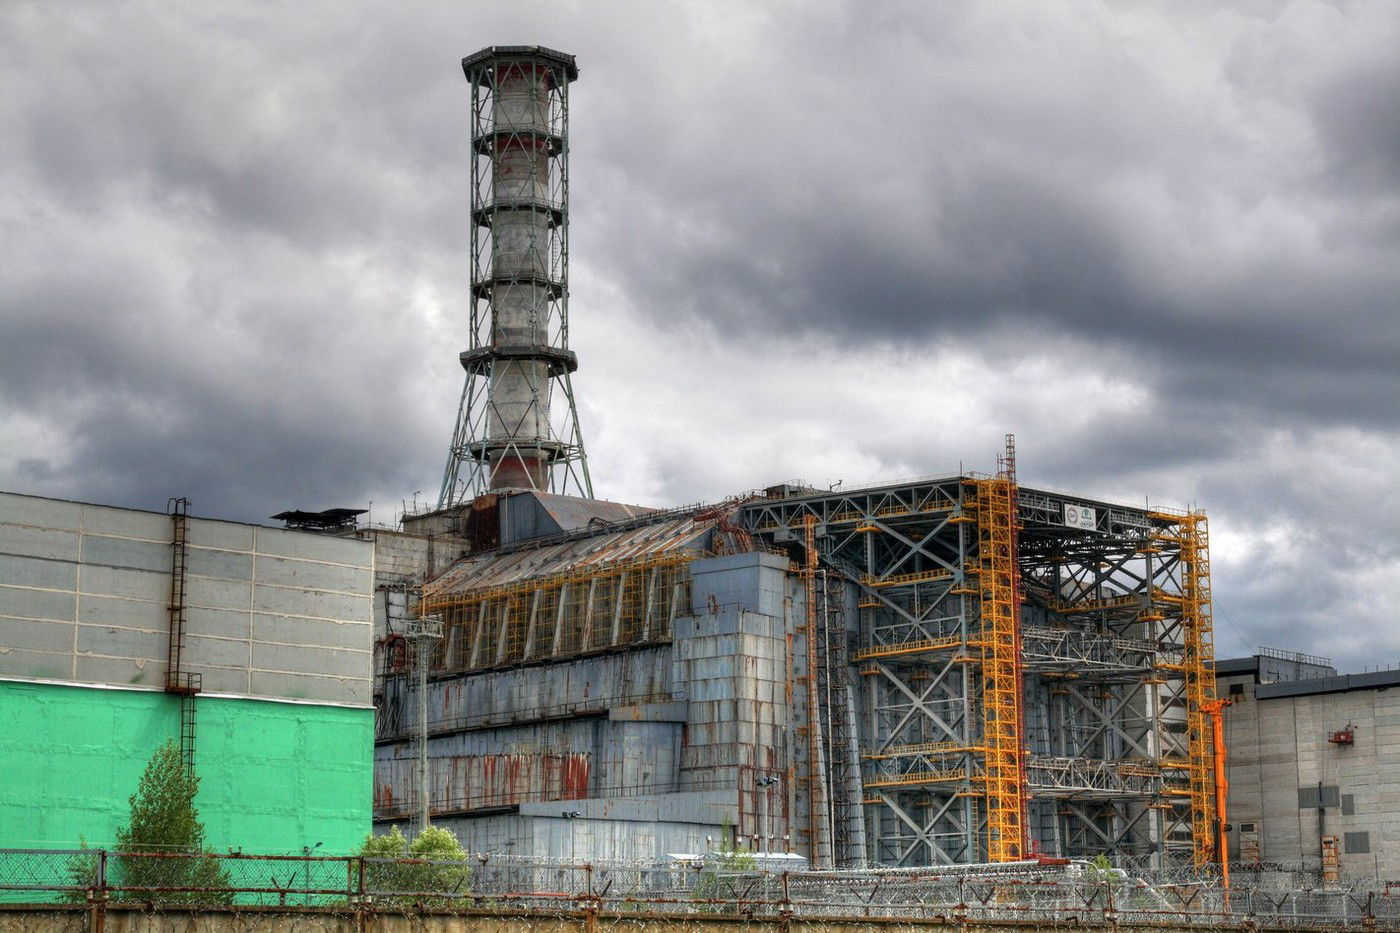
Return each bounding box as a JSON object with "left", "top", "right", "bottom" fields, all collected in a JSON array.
[
  {"left": 802, "top": 516, "right": 831, "bottom": 867},
  {"left": 417, "top": 637, "right": 430, "bottom": 834}
]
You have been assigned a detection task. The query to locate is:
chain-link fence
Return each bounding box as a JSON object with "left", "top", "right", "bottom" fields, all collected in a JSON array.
[{"left": 3, "top": 848, "right": 1399, "bottom": 929}]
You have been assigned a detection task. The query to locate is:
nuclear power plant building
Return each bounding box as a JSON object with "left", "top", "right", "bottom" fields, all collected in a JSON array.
[
  {"left": 375, "top": 477, "right": 1217, "bottom": 871},
  {"left": 366, "top": 45, "right": 1222, "bottom": 873}
]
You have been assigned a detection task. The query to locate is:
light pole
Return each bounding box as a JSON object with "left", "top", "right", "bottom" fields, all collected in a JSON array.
[
  {"left": 562, "top": 810, "right": 581, "bottom": 865},
  {"left": 403, "top": 612, "right": 443, "bottom": 837},
  {"left": 756, "top": 775, "right": 780, "bottom": 859}
]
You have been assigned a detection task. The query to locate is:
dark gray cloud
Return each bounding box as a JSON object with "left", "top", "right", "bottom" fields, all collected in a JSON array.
[{"left": 1, "top": 0, "right": 1397, "bottom": 670}]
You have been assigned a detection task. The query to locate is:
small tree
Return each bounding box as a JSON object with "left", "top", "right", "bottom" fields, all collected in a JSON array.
[
  {"left": 61, "top": 840, "right": 99, "bottom": 903},
  {"left": 361, "top": 825, "right": 470, "bottom": 905},
  {"left": 110, "top": 740, "right": 230, "bottom": 902}
]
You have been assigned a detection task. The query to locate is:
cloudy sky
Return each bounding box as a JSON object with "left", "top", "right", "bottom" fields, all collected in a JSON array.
[{"left": 2, "top": 1, "right": 1396, "bottom": 668}]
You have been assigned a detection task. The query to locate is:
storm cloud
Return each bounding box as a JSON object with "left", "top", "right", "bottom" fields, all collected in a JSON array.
[{"left": 1, "top": 1, "right": 1396, "bottom": 669}]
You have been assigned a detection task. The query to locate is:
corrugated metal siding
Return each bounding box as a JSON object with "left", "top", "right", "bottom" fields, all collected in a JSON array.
[
  {"left": 388, "top": 648, "right": 675, "bottom": 736},
  {"left": 376, "top": 720, "right": 686, "bottom": 817}
]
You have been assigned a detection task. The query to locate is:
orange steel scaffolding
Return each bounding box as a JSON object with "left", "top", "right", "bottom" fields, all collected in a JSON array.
[
  {"left": 974, "top": 435, "right": 1028, "bottom": 862},
  {"left": 1180, "top": 512, "right": 1218, "bottom": 869}
]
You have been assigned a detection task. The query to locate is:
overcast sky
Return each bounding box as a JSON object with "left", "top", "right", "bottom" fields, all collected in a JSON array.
[{"left": 2, "top": 1, "right": 1396, "bottom": 669}]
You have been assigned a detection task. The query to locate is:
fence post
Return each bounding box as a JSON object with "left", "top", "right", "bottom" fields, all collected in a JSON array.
[
  {"left": 88, "top": 849, "right": 109, "bottom": 933},
  {"left": 353, "top": 856, "right": 368, "bottom": 933},
  {"left": 582, "top": 863, "right": 598, "bottom": 933}
]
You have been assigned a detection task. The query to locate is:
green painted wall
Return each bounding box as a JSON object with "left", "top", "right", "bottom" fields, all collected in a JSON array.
[{"left": 0, "top": 680, "right": 372, "bottom": 855}]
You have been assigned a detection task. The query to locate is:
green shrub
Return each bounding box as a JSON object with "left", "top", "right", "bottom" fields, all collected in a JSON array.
[
  {"left": 361, "top": 825, "right": 471, "bottom": 905},
  {"left": 693, "top": 825, "right": 757, "bottom": 908}
]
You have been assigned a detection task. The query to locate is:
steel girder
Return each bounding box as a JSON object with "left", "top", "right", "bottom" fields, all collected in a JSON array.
[{"left": 738, "top": 478, "right": 1214, "bottom": 872}]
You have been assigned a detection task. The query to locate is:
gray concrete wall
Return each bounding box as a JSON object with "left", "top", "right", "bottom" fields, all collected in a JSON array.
[
  {"left": 1223, "top": 671, "right": 1400, "bottom": 879},
  {"left": 422, "top": 793, "right": 734, "bottom": 860},
  {"left": 374, "top": 551, "right": 800, "bottom": 862},
  {"left": 0, "top": 491, "right": 373, "bottom": 705}
]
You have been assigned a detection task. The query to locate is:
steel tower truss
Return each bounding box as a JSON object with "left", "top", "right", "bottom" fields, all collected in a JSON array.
[
  {"left": 440, "top": 47, "right": 592, "bottom": 506},
  {"left": 740, "top": 479, "right": 1215, "bottom": 871}
]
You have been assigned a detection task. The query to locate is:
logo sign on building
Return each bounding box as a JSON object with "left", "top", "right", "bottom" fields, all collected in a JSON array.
[{"left": 1064, "top": 504, "right": 1096, "bottom": 531}]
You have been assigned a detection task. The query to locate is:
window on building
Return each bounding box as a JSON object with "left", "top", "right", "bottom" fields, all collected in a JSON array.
[
  {"left": 1344, "top": 831, "right": 1371, "bottom": 854},
  {"left": 1299, "top": 785, "right": 1341, "bottom": 808}
]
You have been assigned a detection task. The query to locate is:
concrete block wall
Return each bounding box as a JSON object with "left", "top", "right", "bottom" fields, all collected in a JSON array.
[
  {"left": 358, "top": 528, "right": 466, "bottom": 586},
  {"left": 673, "top": 608, "right": 790, "bottom": 775},
  {"left": 674, "top": 552, "right": 793, "bottom": 846},
  {"left": 1223, "top": 670, "right": 1400, "bottom": 879},
  {"left": 0, "top": 492, "right": 374, "bottom": 705},
  {"left": 0, "top": 679, "right": 373, "bottom": 853}
]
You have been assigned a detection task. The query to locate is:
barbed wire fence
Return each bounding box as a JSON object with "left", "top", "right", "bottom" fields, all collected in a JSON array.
[{"left": 4, "top": 848, "right": 1400, "bottom": 929}]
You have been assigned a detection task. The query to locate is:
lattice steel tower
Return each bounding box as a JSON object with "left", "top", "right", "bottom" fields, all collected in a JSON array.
[{"left": 439, "top": 46, "right": 593, "bottom": 506}]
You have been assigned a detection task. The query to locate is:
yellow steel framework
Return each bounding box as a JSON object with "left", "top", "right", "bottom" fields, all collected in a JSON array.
[
  {"left": 1180, "top": 512, "right": 1218, "bottom": 868},
  {"left": 741, "top": 459, "right": 1215, "bottom": 869},
  {"left": 973, "top": 436, "right": 1028, "bottom": 862},
  {"left": 420, "top": 552, "right": 694, "bottom": 672}
]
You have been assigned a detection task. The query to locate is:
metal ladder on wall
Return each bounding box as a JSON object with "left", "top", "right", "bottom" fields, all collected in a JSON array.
[{"left": 165, "top": 497, "right": 201, "bottom": 769}]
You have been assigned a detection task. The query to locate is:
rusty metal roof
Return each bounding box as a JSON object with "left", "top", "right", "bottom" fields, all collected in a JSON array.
[
  {"left": 425, "top": 512, "right": 717, "bottom": 598},
  {"left": 531, "top": 492, "right": 655, "bottom": 532}
]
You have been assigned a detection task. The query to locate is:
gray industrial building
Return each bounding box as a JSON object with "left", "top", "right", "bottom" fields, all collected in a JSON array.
[
  {"left": 368, "top": 45, "right": 1224, "bottom": 872},
  {"left": 0, "top": 491, "right": 380, "bottom": 853},
  {"left": 1219, "top": 650, "right": 1400, "bottom": 880},
  {"left": 375, "top": 478, "right": 1219, "bottom": 871}
]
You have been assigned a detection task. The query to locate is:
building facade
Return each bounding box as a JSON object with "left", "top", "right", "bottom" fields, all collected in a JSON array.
[
  {"left": 0, "top": 492, "right": 377, "bottom": 854},
  {"left": 378, "top": 476, "right": 1218, "bottom": 871},
  {"left": 1220, "top": 651, "right": 1400, "bottom": 880}
]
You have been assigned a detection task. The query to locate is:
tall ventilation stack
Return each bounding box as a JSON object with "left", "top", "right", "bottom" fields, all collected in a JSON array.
[{"left": 438, "top": 46, "right": 593, "bottom": 507}]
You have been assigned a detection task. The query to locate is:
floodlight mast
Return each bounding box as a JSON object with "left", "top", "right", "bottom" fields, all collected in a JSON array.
[
  {"left": 403, "top": 613, "right": 443, "bottom": 835},
  {"left": 439, "top": 46, "right": 593, "bottom": 507}
]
